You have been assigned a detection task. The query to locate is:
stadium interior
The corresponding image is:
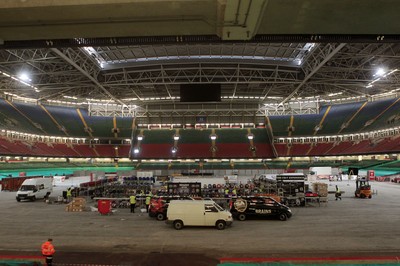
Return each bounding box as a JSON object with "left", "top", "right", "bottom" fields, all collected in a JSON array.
[{"left": 0, "top": 0, "right": 399, "bottom": 174}]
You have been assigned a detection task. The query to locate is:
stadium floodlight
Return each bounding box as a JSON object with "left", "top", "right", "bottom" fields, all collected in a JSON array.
[
  {"left": 375, "top": 68, "right": 386, "bottom": 76},
  {"left": 137, "top": 135, "right": 143, "bottom": 141},
  {"left": 173, "top": 135, "right": 180, "bottom": 141},
  {"left": 210, "top": 134, "right": 217, "bottom": 140},
  {"left": 133, "top": 148, "right": 140, "bottom": 154},
  {"left": 247, "top": 134, "right": 254, "bottom": 140},
  {"left": 19, "top": 72, "right": 31, "bottom": 82}
]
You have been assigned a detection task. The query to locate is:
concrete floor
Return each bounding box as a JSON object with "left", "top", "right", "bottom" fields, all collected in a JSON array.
[{"left": 0, "top": 180, "right": 399, "bottom": 265}]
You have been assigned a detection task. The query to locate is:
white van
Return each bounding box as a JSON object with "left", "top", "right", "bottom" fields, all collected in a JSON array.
[
  {"left": 16, "top": 178, "right": 53, "bottom": 202},
  {"left": 166, "top": 200, "right": 233, "bottom": 230}
]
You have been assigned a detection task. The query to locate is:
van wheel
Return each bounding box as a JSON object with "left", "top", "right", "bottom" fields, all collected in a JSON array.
[
  {"left": 238, "top": 213, "right": 246, "bottom": 221},
  {"left": 173, "top": 220, "right": 184, "bottom": 230},
  {"left": 156, "top": 213, "right": 165, "bottom": 221},
  {"left": 31, "top": 196, "right": 36, "bottom": 202},
  {"left": 279, "top": 213, "right": 287, "bottom": 221},
  {"left": 16, "top": 198, "right": 21, "bottom": 202},
  {"left": 216, "top": 220, "right": 226, "bottom": 230}
]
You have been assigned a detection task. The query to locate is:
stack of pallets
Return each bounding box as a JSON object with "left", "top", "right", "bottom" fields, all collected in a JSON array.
[{"left": 65, "top": 197, "right": 86, "bottom": 212}]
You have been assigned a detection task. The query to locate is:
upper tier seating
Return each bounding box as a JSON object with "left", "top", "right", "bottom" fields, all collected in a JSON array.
[
  {"left": 44, "top": 105, "right": 88, "bottom": 137},
  {"left": 291, "top": 106, "right": 330, "bottom": 136},
  {"left": 116, "top": 117, "right": 134, "bottom": 139},
  {"left": 341, "top": 98, "right": 398, "bottom": 134},
  {"left": 317, "top": 102, "right": 364, "bottom": 135},
  {"left": 1, "top": 97, "right": 399, "bottom": 138},
  {"left": 0, "top": 99, "right": 43, "bottom": 134},
  {"left": 363, "top": 98, "right": 400, "bottom": 131},
  {"left": 11, "top": 102, "right": 65, "bottom": 136},
  {"left": 268, "top": 115, "right": 291, "bottom": 137},
  {"left": 82, "top": 110, "right": 114, "bottom": 138}
]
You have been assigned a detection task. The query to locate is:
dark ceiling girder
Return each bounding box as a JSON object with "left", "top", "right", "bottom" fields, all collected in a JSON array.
[{"left": 1, "top": 34, "right": 400, "bottom": 49}]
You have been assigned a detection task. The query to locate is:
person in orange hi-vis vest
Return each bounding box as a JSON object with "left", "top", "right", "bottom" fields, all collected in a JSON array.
[{"left": 41, "top": 238, "right": 55, "bottom": 266}]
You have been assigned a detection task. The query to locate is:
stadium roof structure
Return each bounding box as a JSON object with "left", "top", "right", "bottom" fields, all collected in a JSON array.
[{"left": 0, "top": 0, "right": 400, "bottom": 124}]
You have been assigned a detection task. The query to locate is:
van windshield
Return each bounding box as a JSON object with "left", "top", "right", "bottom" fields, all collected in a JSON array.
[
  {"left": 214, "top": 203, "right": 224, "bottom": 211},
  {"left": 20, "top": 185, "right": 36, "bottom": 191}
]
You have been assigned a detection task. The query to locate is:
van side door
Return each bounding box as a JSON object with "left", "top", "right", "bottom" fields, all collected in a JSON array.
[
  {"left": 204, "top": 203, "right": 220, "bottom": 226},
  {"left": 35, "top": 184, "right": 45, "bottom": 198}
]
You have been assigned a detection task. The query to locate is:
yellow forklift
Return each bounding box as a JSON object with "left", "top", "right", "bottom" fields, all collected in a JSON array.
[{"left": 355, "top": 177, "right": 372, "bottom": 199}]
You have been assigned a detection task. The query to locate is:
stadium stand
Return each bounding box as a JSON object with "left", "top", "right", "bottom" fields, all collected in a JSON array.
[
  {"left": 140, "top": 129, "right": 175, "bottom": 144},
  {"left": 82, "top": 110, "right": 114, "bottom": 138},
  {"left": 307, "top": 142, "right": 334, "bottom": 156},
  {"left": 94, "top": 144, "right": 117, "bottom": 157},
  {"left": 325, "top": 141, "right": 354, "bottom": 155},
  {"left": 0, "top": 137, "right": 32, "bottom": 155},
  {"left": 274, "top": 143, "right": 288, "bottom": 157},
  {"left": 71, "top": 144, "right": 98, "bottom": 157},
  {"left": 179, "top": 129, "right": 212, "bottom": 144},
  {"left": 215, "top": 128, "right": 248, "bottom": 143},
  {"left": 344, "top": 140, "right": 372, "bottom": 154},
  {"left": 33, "top": 142, "right": 64, "bottom": 156},
  {"left": 45, "top": 105, "right": 88, "bottom": 137},
  {"left": 118, "top": 145, "right": 131, "bottom": 157},
  {"left": 1, "top": 98, "right": 400, "bottom": 161},
  {"left": 362, "top": 97, "right": 400, "bottom": 131},
  {"left": 291, "top": 107, "right": 328, "bottom": 136},
  {"left": 317, "top": 102, "right": 364, "bottom": 135},
  {"left": 176, "top": 144, "right": 212, "bottom": 159},
  {"left": 216, "top": 143, "right": 253, "bottom": 158},
  {"left": 116, "top": 117, "right": 134, "bottom": 139},
  {"left": 290, "top": 143, "right": 312, "bottom": 157},
  {"left": 0, "top": 99, "right": 43, "bottom": 134},
  {"left": 341, "top": 98, "right": 398, "bottom": 133},
  {"left": 9, "top": 102, "right": 58, "bottom": 135},
  {"left": 268, "top": 115, "right": 291, "bottom": 137},
  {"left": 53, "top": 143, "right": 81, "bottom": 157},
  {"left": 138, "top": 143, "right": 178, "bottom": 158}
]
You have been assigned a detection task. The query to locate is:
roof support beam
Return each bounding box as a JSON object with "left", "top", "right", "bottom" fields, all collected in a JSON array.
[
  {"left": 280, "top": 43, "right": 347, "bottom": 105},
  {"left": 50, "top": 48, "right": 126, "bottom": 106},
  {"left": 221, "top": 0, "right": 268, "bottom": 40}
]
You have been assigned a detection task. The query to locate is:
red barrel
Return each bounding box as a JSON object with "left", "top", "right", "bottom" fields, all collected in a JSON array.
[{"left": 98, "top": 200, "right": 111, "bottom": 215}]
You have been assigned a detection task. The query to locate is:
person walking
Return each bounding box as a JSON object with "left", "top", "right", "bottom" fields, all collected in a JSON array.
[
  {"left": 145, "top": 194, "right": 151, "bottom": 213},
  {"left": 130, "top": 194, "right": 136, "bottom": 213},
  {"left": 41, "top": 238, "right": 55, "bottom": 266},
  {"left": 66, "top": 187, "right": 73, "bottom": 203},
  {"left": 335, "top": 185, "right": 342, "bottom": 200}
]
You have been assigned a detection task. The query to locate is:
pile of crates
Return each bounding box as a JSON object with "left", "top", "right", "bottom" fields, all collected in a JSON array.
[
  {"left": 312, "top": 182, "right": 328, "bottom": 197},
  {"left": 65, "top": 197, "right": 86, "bottom": 212}
]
